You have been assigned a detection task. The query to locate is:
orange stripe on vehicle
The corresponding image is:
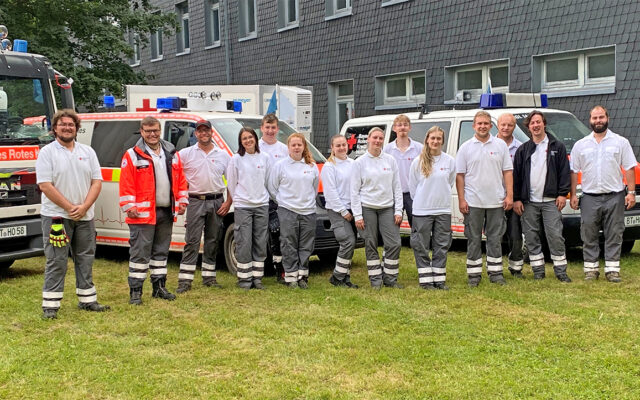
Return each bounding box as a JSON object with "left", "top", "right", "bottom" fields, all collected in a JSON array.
[
  {"left": 100, "top": 168, "right": 121, "bottom": 182},
  {"left": 97, "top": 235, "right": 185, "bottom": 249}
]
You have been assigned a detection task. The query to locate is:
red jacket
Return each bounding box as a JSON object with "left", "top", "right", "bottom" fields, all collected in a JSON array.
[{"left": 119, "top": 139, "right": 188, "bottom": 225}]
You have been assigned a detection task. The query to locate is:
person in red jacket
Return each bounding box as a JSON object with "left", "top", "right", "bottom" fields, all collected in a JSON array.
[{"left": 119, "top": 116, "right": 188, "bottom": 305}]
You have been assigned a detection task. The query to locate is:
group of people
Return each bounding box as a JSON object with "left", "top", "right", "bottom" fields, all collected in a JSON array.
[{"left": 35, "top": 105, "right": 636, "bottom": 319}]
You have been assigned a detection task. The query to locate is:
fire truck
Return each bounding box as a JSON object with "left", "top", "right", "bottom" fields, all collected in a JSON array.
[{"left": 0, "top": 24, "right": 74, "bottom": 270}]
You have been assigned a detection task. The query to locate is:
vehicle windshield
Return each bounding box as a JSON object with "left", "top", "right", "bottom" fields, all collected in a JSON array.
[
  {"left": 210, "top": 118, "right": 326, "bottom": 162},
  {"left": 0, "top": 76, "right": 54, "bottom": 145},
  {"left": 513, "top": 111, "right": 590, "bottom": 152}
]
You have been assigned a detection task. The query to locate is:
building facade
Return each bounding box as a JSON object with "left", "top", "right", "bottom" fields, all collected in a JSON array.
[{"left": 133, "top": 0, "right": 640, "bottom": 154}]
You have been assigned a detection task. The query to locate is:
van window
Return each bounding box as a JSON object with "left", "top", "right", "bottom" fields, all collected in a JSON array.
[
  {"left": 458, "top": 120, "right": 498, "bottom": 148},
  {"left": 344, "top": 125, "right": 386, "bottom": 159},
  {"left": 91, "top": 121, "right": 141, "bottom": 167},
  {"left": 513, "top": 111, "right": 590, "bottom": 152},
  {"left": 388, "top": 120, "right": 452, "bottom": 147},
  {"left": 165, "top": 121, "right": 195, "bottom": 151}
]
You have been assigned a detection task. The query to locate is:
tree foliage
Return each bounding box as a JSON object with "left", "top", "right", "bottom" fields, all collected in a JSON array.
[{"left": 0, "top": 0, "right": 176, "bottom": 110}]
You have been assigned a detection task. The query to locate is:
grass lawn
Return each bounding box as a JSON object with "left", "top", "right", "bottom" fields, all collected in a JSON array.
[{"left": 2, "top": 243, "right": 640, "bottom": 399}]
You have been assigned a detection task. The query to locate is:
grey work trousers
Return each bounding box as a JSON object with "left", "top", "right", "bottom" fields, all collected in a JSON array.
[
  {"left": 234, "top": 206, "right": 269, "bottom": 288},
  {"left": 41, "top": 216, "right": 98, "bottom": 311},
  {"left": 178, "top": 197, "right": 224, "bottom": 285},
  {"left": 464, "top": 207, "right": 506, "bottom": 280},
  {"left": 327, "top": 209, "right": 357, "bottom": 280},
  {"left": 521, "top": 201, "right": 567, "bottom": 276},
  {"left": 403, "top": 192, "right": 414, "bottom": 227},
  {"left": 358, "top": 206, "right": 402, "bottom": 287},
  {"left": 580, "top": 191, "right": 626, "bottom": 274},
  {"left": 128, "top": 207, "right": 173, "bottom": 290},
  {"left": 410, "top": 214, "right": 452, "bottom": 286},
  {"left": 277, "top": 207, "right": 316, "bottom": 283},
  {"left": 268, "top": 200, "right": 283, "bottom": 266},
  {"left": 504, "top": 209, "right": 524, "bottom": 271}
]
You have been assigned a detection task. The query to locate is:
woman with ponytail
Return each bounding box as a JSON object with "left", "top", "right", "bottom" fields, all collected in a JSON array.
[
  {"left": 408, "top": 126, "right": 456, "bottom": 290},
  {"left": 321, "top": 135, "right": 358, "bottom": 288},
  {"left": 268, "top": 133, "right": 319, "bottom": 289}
]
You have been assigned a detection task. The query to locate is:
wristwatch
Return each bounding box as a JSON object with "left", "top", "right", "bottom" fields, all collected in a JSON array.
[{"left": 628, "top": 191, "right": 636, "bottom": 195}]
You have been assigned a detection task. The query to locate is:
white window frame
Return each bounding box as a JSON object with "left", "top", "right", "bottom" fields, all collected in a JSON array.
[
  {"left": 444, "top": 59, "right": 509, "bottom": 104},
  {"left": 127, "top": 30, "right": 141, "bottom": 67},
  {"left": 204, "top": 0, "right": 221, "bottom": 48},
  {"left": 381, "top": 0, "right": 410, "bottom": 7},
  {"left": 374, "top": 71, "right": 425, "bottom": 110},
  {"left": 150, "top": 12, "right": 163, "bottom": 62},
  {"left": 278, "top": 0, "right": 300, "bottom": 32},
  {"left": 541, "top": 50, "right": 615, "bottom": 91},
  {"left": 176, "top": 2, "right": 190, "bottom": 55},
  {"left": 325, "top": 0, "right": 352, "bottom": 20},
  {"left": 328, "top": 80, "right": 355, "bottom": 136},
  {"left": 238, "top": 0, "right": 258, "bottom": 41}
]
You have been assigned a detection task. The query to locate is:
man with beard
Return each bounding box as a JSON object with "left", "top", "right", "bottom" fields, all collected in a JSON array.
[
  {"left": 36, "top": 109, "right": 109, "bottom": 319},
  {"left": 570, "top": 105, "right": 637, "bottom": 282}
]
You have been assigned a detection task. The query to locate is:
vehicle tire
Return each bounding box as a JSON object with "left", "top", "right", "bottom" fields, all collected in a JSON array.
[
  {"left": 0, "top": 260, "right": 14, "bottom": 271},
  {"left": 621, "top": 240, "right": 635, "bottom": 254},
  {"left": 223, "top": 223, "right": 238, "bottom": 276}
]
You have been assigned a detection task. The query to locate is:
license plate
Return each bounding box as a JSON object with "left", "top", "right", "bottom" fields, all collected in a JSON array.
[
  {"left": 0, "top": 225, "right": 27, "bottom": 239},
  {"left": 625, "top": 216, "right": 640, "bottom": 227}
]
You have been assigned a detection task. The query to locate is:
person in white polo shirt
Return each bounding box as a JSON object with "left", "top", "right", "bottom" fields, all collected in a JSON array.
[
  {"left": 456, "top": 111, "right": 513, "bottom": 287},
  {"left": 383, "top": 115, "right": 423, "bottom": 228},
  {"left": 351, "top": 127, "right": 403, "bottom": 289},
  {"left": 176, "top": 120, "right": 232, "bottom": 293},
  {"left": 268, "top": 133, "right": 319, "bottom": 289},
  {"left": 570, "top": 105, "right": 637, "bottom": 282},
  {"left": 227, "top": 127, "right": 270, "bottom": 290},
  {"left": 409, "top": 126, "right": 455, "bottom": 290},
  {"left": 258, "top": 114, "right": 288, "bottom": 283},
  {"left": 36, "top": 109, "right": 109, "bottom": 319}
]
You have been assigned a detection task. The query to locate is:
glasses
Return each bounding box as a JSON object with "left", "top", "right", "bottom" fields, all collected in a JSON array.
[
  {"left": 57, "top": 123, "right": 75, "bottom": 128},
  {"left": 142, "top": 129, "right": 161, "bottom": 134}
]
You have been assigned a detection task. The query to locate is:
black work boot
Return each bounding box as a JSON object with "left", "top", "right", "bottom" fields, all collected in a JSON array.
[
  {"left": 252, "top": 280, "right": 265, "bottom": 290},
  {"left": 129, "top": 287, "right": 143, "bottom": 305},
  {"left": 329, "top": 275, "right": 346, "bottom": 287},
  {"left": 42, "top": 308, "right": 58, "bottom": 319},
  {"left": 78, "top": 302, "right": 111, "bottom": 312},
  {"left": 203, "top": 279, "right": 222, "bottom": 289},
  {"left": 532, "top": 267, "right": 546, "bottom": 280},
  {"left": 152, "top": 279, "right": 176, "bottom": 301},
  {"left": 343, "top": 274, "right": 359, "bottom": 289},
  {"left": 468, "top": 275, "right": 481, "bottom": 287},
  {"left": 434, "top": 282, "right": 450, "bottom": 290},
  {"left": 509, "top": 268, "right": 524, "bottom": 279},
  {"left": 176, "top": 281, "right": 192, "bottom": 294},
  {"left": 490, "top": 274, "right": 507, "bottom": 286}
]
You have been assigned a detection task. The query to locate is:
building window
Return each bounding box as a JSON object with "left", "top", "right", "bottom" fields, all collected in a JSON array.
[
  {"left": 150, "top": 13, "right": 163, "bottom": 61},
  {"left": 277, "top": 0, "right": 299, "bottom": 31},
  {"left": 127, "top": 30, "right": 141, "bottom": 66},
  {"left": 328, "top": 80, "right": 354, "bottom": 138},
  {"left": 381, "top": 0, "right": 411, "bottom": 7},
  {"left": 374, "top": 71, "right": 425, "bottom": 110},
  {"left": 532, "top": 46, "right": 615, "bottom": 97},
  {"left": 444, "top": 59, "right": 509, "bottom": 103},
  {"left": 204, "top": 0, "right": 221, "bottom": 47},
  {"left": 325, "top": 0, "right": 352, "bottom": 20},
  {"left": 238, "top": 0, "right": 257, "bottom": 40},
  {"left": 176, "top": 2, "right": 190, "bottom": 55}
]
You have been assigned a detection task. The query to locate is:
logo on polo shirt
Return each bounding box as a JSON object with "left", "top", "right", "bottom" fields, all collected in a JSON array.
[
  {"left": 382, "top": 167, "right": 391, "bottom": 171},
  {"left": 256, "top": 164, "right": 264, "bottom": 169}
]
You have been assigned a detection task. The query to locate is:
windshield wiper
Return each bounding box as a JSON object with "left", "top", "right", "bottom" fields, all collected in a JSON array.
[{"left": 0, "top": 137, "right": 41, "bottom": 145}]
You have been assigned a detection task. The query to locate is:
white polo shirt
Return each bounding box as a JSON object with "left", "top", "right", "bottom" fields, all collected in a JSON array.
[
  {"left": 350, "top": 151, "right": 403, "bottom": 220},
  {"left": 570, "top": 129, "right": 637, "bottom": 194},
  {"left": 227, "top": 152, "right": 270, "bottom": 208},
  {"left": 498, "top": 136, "right": 522, "bottom": 161},
  {"left": 179, "top": 144, "right": 230, "bottom": 195},
  {"left": 36, "top": 140, "right": 102, "bottom": 220},
  {"left": 529, "top": 135, "right": 555, "bottom": 202},
  {"left": 455, "top": 135, "right": 513, "bottom": 208},
  {"left": 320, "top": 157, "right": 353, "bottom": 215},
  {"left": 259, "top": 139, "right": 288, "bottom": 163},
  {"left": 383, "top": 138, "right": 423, "bottom": 193},
  {"left": 409, "top": 152, "right": 456, "bottom": 216},
  {"left": 268, "top": 157, "right": 319, "bottom": 215}
]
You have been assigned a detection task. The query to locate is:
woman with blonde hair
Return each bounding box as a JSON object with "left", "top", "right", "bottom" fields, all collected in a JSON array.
[
  {"left": 321, "top": 135, "right": 358, "bottom": 288},
  {"left": 268, "top": 133, "right": 319, "bottom": 288},
  {"left": 408, "top": 126, "right": 456, "bottom": 290},
  {"left": 351, "top": 127, "right": 403, "bottom": 289}
]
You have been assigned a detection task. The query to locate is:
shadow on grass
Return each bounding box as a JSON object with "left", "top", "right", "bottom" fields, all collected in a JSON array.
[{"left": 0, "top": 265, "right": 44, "bottom": 280}]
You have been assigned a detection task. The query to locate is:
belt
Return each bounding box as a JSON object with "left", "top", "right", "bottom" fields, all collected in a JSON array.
[
  {"left": 583, "top": 191, "right": 623, "bottom": 197},
  {"left": 189, "top": 193, "right": 223, "bottom": 200}
]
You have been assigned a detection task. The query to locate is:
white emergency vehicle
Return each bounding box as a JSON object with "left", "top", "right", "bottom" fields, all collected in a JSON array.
[{"left": 339, "top": 93, "right": 640, "bottom": 253}]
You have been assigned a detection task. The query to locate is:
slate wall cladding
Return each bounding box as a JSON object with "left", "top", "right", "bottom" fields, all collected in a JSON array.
[{"left": 137, "top": 0, "right": 640, "bottom": 156}]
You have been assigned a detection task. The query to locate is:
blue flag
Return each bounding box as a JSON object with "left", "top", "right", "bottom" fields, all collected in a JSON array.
[{"left": 266, "top": 90, "right": 277, "bottom": 114}]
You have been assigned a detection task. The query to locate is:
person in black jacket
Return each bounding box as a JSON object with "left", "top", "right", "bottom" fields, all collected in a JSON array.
[{"left": 512, "top": 110, "right": 572, "bottom": 282}]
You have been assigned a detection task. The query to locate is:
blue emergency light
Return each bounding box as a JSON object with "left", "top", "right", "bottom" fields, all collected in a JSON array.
[
  {"left": 13, "top": 39, "right": 27, "bottom": 53},
  {"left": 156, "top": 97, "right": 182, "bottom": 111}
]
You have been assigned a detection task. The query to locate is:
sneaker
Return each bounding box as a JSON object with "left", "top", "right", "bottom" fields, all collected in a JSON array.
[
  {"left": 510, "top": 270, "right": 524, "bottom": 279},
  {"left": 298, "top": 279, "right": 309, "bottom": 290},
  {"left": 329, "top": 275, "right": 346, "bottom": 287},
  {"left": 203, "top": 280, "right": 222, "bottom": 289},
  {"left": 78, "top": 302, "right": 111, "bottom": 312},
  {"left": 556, "top": 274, "right": 572, "bottom": 283},
  {"left": 490, "top": 276, "right": 507, "bottom": 286},
  {"left": 42, "top": 309, "right": 57, "bottom": 319},
  {"left": 420, "top": 284, "right": 436, "bottom": 290},
  {"left": 585, "top": 271, "right": 600, "bottom": 281},
  {"left": 176, "top": 282, "right": 192, "bottom": 294},
  {"left": 605, "top": 271, "right": 622, "bottom": 283},
  {"left": 287, "top": 281, "right": 299, "bottom": 289},
  {"left": 434, "top": 283, "right": 450, "bottom": 291},
  {"left": 252, "top": 281, "right": 266, "bottom": 290}
]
